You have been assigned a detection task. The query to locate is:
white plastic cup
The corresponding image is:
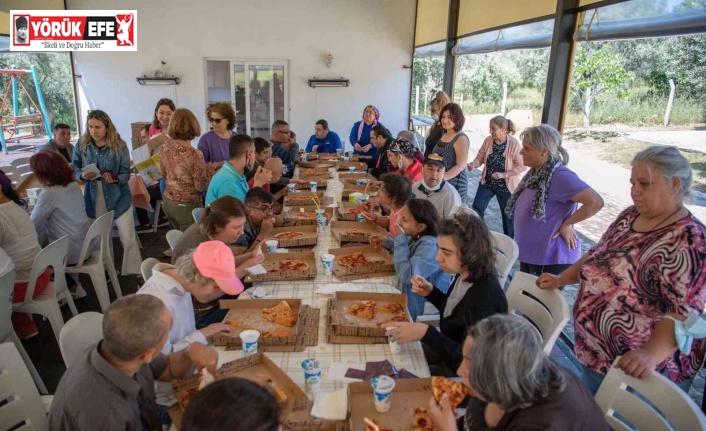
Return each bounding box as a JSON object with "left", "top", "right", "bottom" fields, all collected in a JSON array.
[
  {"left": 371, "top": 375, "right": 396, "bottom": 413},
  {"left": 301, "top": 358, "right": 322, "bottom": 395},
  {"left": 349, "top": 192, "right": 369, "bottom": 204},
  {"left": 386, "top": 327, "right": 401, "bottom": 354},
  {"left": 348, "top": 166, "right": 356, "bottom": 173},
  {"left": 265, "top": 240, "right": 278, "bottom": 253},
  {"left": 301, "top": 153, "right": 308, "bottom": 162},
  {"left": 321, "top": 253, "right": 335, "bottom": 275},
  {"left": 355, "top": 178, "right": 368, "bottom": 186},
  {"left": 26, "top": 188, "right": 42, "bottom": 206},
  {"left": 309, "top": 181, "right": 318, "bottom": 193},
  {"left": 357, "top": 193, "right": 369, "bottom": 204},
  {"left": 287, "top": 183, "right": 296, "bottom": 193},
  {"left": 342, "top": 156, "right": 350, "bottom": 162},
  {"left": 315, "top": 209, "right": 326, "bottom": 230},
  {"left": 240, "top": 329, "right": 260, "bottom": 356}
]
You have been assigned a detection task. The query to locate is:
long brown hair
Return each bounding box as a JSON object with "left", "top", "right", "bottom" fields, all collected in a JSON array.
[
  {"left": 80, "top": 110, "right": 126, "bottom": 153},
  {"left": 152, "top": 98, "right": 176, "bottom": 129},
  {"left": 438, "top": 213, "right": 496, "bottom": 282}
]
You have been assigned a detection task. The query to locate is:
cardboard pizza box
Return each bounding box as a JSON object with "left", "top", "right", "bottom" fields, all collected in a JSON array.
[
  {"left": 335, "top": 201, "right": 365, "bottom": 222},
  {"left": 298, "top": 166, "right": 333, "bottom": 178},
  {"left": 318, "top": 153, "right": 342, "bottom": 160},
  {"left": 282, "top": 205, "right": 333, "bottom": 227},
  {"left": 338, "top": 172, "right": 370, "bottom": 180},
  {"left": 246, "top": 251, "right": 317, "bottom": 282},
  {"left": 327, "top": 292, "right": 410, "bottom": 338},
  {"left": 347, "top": 378, "right": 434, "bottom": 431},
  {"left": 327, "top": 245, "right": 395, "bottom": 281},
  {"left": 340, "top": 174, "right": 374, "bottom": 186},
  {"left": 324, "top": 319, "right": 389, "bottom": 344},
  {"left": 330, "top": 221, "right": 386, "bottom": 244},
  {"left": 337, "top": 161, "right": 367, "bottom": 172},
  {"left": 341, "top": 184, "right": 380, "bottom": 200},
  {"left": 283, "top": 191, "right": 325, "bottom": 207},
  {"left": 295, "top": 174, "right": 330, "bottom": 190},
  {"left": 298, "top": 161, "right": 336, "bottom": 169},
  {"left": 268, "top": 225, "right": 319, "bottom": 248}
]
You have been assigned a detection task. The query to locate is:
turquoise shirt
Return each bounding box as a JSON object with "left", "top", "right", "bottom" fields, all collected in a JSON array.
[{"left": 205, "top": 162, "right": 249, "bottom": 205}]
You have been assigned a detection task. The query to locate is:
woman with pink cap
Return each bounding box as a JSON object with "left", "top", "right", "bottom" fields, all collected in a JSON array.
[{"left": 349, "top": 105, "right": 384, "bottom": 158}]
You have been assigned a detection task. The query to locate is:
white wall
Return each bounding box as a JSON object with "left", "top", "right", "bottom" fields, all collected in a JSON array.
[{"left": 68, "top": 0, "right": 416, "bottom": 147}]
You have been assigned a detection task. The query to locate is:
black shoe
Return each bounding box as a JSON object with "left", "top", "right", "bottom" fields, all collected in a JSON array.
[{"left": 135, "top": 224, "right": 153, "bottom": 233}]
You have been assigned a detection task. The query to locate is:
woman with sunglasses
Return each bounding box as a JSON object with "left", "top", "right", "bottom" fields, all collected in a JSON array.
[{"left": 197, "top": 102, "right": 236, "bottom": 163}]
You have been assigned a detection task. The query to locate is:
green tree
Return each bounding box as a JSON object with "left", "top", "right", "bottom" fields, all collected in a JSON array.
[
  {"left": 411, "top": 56, "right": 445, "bottom": 114},
  {"left": 455, "top": 52, "right": 522, "bottom": 104},
  {"left": 571, "top": 44, "right": 634, "bottom": 127}
]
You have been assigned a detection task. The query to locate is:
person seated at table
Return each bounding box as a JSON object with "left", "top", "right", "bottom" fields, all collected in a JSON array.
[
  {"left": 387, "top": 213, "right": 507, "bottom": 372},
  {"left": 181, "top": 378, "right": 281, "bottom": 431},
  {"left": 0, "top": 169, "right": 46, "bottom": 339},
  {"left": 388, "top": 138, "right": 423, "bottom": 182},
  {"left": 392, "top": 199, "right": 451, "bottom": 320},
  {"left": 198, "top": 102, "right": 237, "bottom": 163},
  {"left": 232, "top": 187, "right": 283, "bottom": 255},
  {"left": 366, "top": 173, "right": 413, "bottom": 248},
  {"left": 269, "top": 120, "right": 298, "bottom": 177},
  {"left": 427, "top": 315, "right": 610, "bottom": 431},
  {"left": 350, "top": 105, "right": 383, "bottom": 158},
  {"left": 246, "top": 137, "right": 273, "bottom": 182},
  {"left": 250, "top": 157, "right": 299, "bottom": 215},
  {"left": 40, "top": 122, "right": 75, "bottom": 163},
  {"left": 369, "top": 125, "right": 393, "bottom": 178},
  {"left": 306, "top": 119, "right": 342, "bottom": 154},
  {"left": 47, "top": 294, "right": 219, "bottom": 431},
  {"left": 413, "top": 153, "right": 462, "bottom": 219},
  {"left": 171, "top": 196, "right": 264, "bottom": 327},
  {"left": 206, "top": 134, "right": 272, "bottom": 205},
  {"left": 29, "top": 151, "right": 95, "bottom": 299},
  {"left": 135, "top": 124, "right": 169, "bottom": 233},
  {"left": 395, "top": 130, "right": 426, "bottom": 167}
]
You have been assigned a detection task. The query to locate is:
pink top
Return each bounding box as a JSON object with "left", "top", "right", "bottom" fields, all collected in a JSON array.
[
  {"left": 148, "top": 124, "right": 163, "bottom": 138},
  {"left": 574, "top": 206, "right": 706, "bottom": 383},
  {"left": 471, "top": 135, "right": 525, "bottom": 192}
]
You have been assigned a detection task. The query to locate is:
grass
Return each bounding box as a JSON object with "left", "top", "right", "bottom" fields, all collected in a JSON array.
[{"left": 564, "top": 131, "right": 706, "bottom": 193}]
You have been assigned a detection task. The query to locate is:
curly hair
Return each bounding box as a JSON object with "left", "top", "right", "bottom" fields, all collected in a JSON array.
[
  {"left": 207, "top": 102, "right": 236, "bottom": 131},
  {"left": 379, "top": 173, "right": 412, "bottom": 208},
  {"left": 438, "top": 212, "right": 496, "bottom": 282}
]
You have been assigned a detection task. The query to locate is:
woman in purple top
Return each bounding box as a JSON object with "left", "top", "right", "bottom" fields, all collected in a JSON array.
[
  {"left": 197, "top": 102, "right": 236, "bottom": 163},
  {"left": 505, "top": 124, "right": 603, "bottom": 276}
]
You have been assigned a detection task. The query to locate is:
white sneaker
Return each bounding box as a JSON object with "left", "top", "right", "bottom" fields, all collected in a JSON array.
[{"left": 71, "top": 283, "right": 88, "bottom": 300}]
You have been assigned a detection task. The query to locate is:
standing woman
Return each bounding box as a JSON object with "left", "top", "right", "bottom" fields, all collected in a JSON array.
[
  {"left": 433, "top": 103, "right": 470, "bottom": 200},
  {"left": 468, "top": 116, "right": 526, "bottom": 238},
  {"left": 160, "top": 108, "right": 215, "bottom": 231},
  {"left": 349, "top": 105, "right": 383, "bottom": 158},
  {"left": 72, "top": 110, "right": 142, "bottom": 276},
  {"left": 148, "top": 97, "right": 175, "bottom": 138},
  {"left": 506, "top": 124, "right": 603, "bottom": 276},
  {"left": 197, "top": 102, "right": 236, "bottom": 163},
  {"left": 424, "top": 91, "right": 450, "bottom": 158}
]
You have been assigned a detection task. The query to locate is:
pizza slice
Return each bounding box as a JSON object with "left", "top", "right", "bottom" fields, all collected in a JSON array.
[
  {"left": 262, "top": 300, "right": 298, "bottom": 328},
  {"left": 379, "top": 303, "right": 404, "bottom": 314},
  {"left": 364, "top": 417, "right": 392, "bottom": 431},
  {"left": 265, "top": 378, "right": 289, "bottom": 405},
  {"left": 274, "top": 231, "right": 305, "bottom": 240},
  {"left": 271, "top": 327, "right": 294, "bottom": 338},
  {"left": 376, "top": 312, "right": 408, "bottom": 327},
  {"left": 431, "top": 377, "right": 471, "bottom": 411},
  {"left": 277, "top": 260, "right": 310, "bottom": 271},
  {"left": 348, "top": 300, "right": 377, "bottom": 320},
  {"left": 411, "top": 407, "right": 438, "bottom": 431}
]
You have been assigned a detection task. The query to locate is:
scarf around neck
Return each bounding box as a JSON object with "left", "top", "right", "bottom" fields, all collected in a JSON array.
[
  {"left": 505, "top": 156, "right": 563, "bottom": 221},
  {"left": 357, "top": 105, "right": 380, "bottom": 142}
]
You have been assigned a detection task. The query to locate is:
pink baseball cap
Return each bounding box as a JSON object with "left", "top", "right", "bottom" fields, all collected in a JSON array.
[{"left": 193, "top": 241, "right": 244, "bottom": 295}]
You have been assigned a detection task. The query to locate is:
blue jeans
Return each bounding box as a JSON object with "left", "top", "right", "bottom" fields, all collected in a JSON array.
[
  {"left": 581, "top": 364, "right": 694, "bottom": 396},
  {"left": 472, "top": 183, "right": 514, "bottom": 238}
]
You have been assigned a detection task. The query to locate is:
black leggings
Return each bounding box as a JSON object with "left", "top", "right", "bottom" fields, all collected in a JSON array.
[{"left": 519, "top": 262, "right": 572, "bottom": 277}]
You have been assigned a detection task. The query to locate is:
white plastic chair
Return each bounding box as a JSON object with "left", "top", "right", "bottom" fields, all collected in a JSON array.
[
  {"left": 595, "top": 356, "right": 706, "bottom": 431},
  {"left": 192, "top": 207, "right": 203, "bottom": 223},
  {"left": 12, "top": 235, "right": 76, "bottom": 344},
  {"left": 152, "top": 199, "right": 164, "bottom": 233},
  {"left": 0, "top": 165, "right": 23, "bottom": 186},
  {"left": 505, "top": 271, "right": 569, "bottom": 354},
  {"left": 11, "top": 157, "right": 32, "bottom": 180},
  {"left": 166, "top": 229, "right": 183, "bottom": 250},
  {"left": 141, "top": 258, "right": 161, "bottom": 280},
  {"left": 0, "top": 342, "right": 53, "bottom": 430},
  {"left": 0, "top": 269, "right": 48, "bottom": 395},
  {"left": 59, "top": 312, "right": 103, "bottom": 368},
  {"left": 490, "top": 231, "right": 519, "bottom": 288},
  {"left": 65, "top": 211, "right": 121, "bottom": 313}
]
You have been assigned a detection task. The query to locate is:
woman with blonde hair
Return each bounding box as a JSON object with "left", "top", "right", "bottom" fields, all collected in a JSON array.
[
  {"left": 72, "top": 109, "right": 142, "bottom": 276},
  {"left": 467, "top": 115, "right": 526, "bottom": 237},
  {"left": 197, "top": 102, "right": 237, "bottom": 163},
  {"left": 424, "top": 91, "right": 450, "bottom": 158}
]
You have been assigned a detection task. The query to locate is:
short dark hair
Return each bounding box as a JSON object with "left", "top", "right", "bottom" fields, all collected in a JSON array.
[
  {"left": 380, "top": 173, "right": 412, "bottom": 207},
  {"left": 271, "top": 120, "right": 289, "bottom": 134},
  {"left": 53, "top": 123, "right": 70, "bottom": 132},
  {"left": 229, "top": 134, "right": 254, "bottom": 159},
  {"left": 405, "top": 198, "right": 439, "bottom": 236},
  {"left": 371, "top": 125, "right": 392, "bottom": 141},
  {"left": 181, "top": 378, "right": 281, "bottom": 431},
  {"left": 440, "top": 102, "right": 465, "bottom": 132},
  {"left": 254, "top": 137, "right": 271, "bottom": 154},
  {"left": 200, "top": 196, "right": 247, "bottom": 238},
  {"left": 439, "top": 213, "right": 496, "bottom": 283},
  {"left": 141, "top": 124, "right": 150, "bottom": 134},
  {"left": 315, "top": 119, "right": 328, "bottom": 130},
  {"left": 245, "top": 187, "right": 275, "bottom": 206},
  {"left": 102, "top": 295, "right": 169, "bottom": 361},
  {"left": 289, "top": 131, "right": 297, "bottom": 140},
  {"left": 30, "top": 151, "right": 75, "bottom": 187}
]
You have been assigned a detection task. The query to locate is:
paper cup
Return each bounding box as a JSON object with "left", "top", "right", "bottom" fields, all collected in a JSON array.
[
  {"left": 309, "top": 181, "right": 318, "bottom": 193},
  {"left": 287, "top": 183, "right": 296, "bottom": 192},
  {"left": 301, "top": 358, "right": 322, "bottom": 395},
  {"left": 265, "top": 240, "right": 278, "bottom": 253},
  {"left": 315, "top": 209, "right": 326, "bottom": 230},
  {"left": 349, "top": 192, "right": 369, "bottom": 204},
  {"left": 355, "top": 178, "right": 369, "bottom": 186},
  {"left": 301, "top": 153, "right": 308, "bottom": 162},
  {"left": 26, "top": 188, "right": 42, "bottom": 206},
  {"left": 348, "top": 166, "right": 356, "bottom": 173},
  {"left": 321, "top": 253, "right": 335, "bottom": 275},
  {"left": 356, "top": 213, "right": 366, "bottom": 223},
  {"left": 239, "top": 329, "right": 260, "bottom": 356},
  {"left": 342, "top": 156, "right": 350, "bottom": 162},
  {"left": 371, "top": 375, "right": 396, "bottom": 413},
  {"left": 386, "top": 327, "right": 401, "bottom": 354}
]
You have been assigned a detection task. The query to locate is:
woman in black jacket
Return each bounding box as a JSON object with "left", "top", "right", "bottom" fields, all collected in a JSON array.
[{"left": 387, "top": 212, "right": 507, "bottom": 371}]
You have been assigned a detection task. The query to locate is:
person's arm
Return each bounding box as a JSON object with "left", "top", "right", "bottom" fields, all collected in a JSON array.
[
  {"left": 505, "top": 139, "right": 527, "bottom": 177},
  {"left": 553, "top": 188, "right": 604, "bottom": 249},
  {"left": 468, "top": 138, "right": 489, "bottom": 169},
  {"left": 425, "top": 285, "right": 447, "bottom": 311},
  {"left": 421, "top": 325, "right": 463, "bottom": 370},
  {"left": 71, "top": 147, "right": 84, "bottom": 181},
  {"left": 157, "top": 342, "right": 219, "bottom": 382},
  {"left": 193, "top": 150, "right": 210, "bottom": 193},
  {"left": 331, "top": 133, "right": 342, "bottom": 152},
  {"left": 444, "top": 135, "right": 469, "bottom": 180},
  {"left": 392, "top": 236, "right": 440, "bottom": 283},
  {"left": 116, "top": 146, "right": 131, "bottom": 184},
  {"left": 349, "top": 123, "right": 358, "bottom": 145},
  {"left": 536, "top": 252, "right": 590, "bottom": 289},
  {"left": 30, "top": 190, "right": 53, "bottom": 246},
  {"left": 197, "top": 135, "right": 211, "bottom": 164},
  {"left": 617, "top": 317, "right": 680, "bottom": 378}
]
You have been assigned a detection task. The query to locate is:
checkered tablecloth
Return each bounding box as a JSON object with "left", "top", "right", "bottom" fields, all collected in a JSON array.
[{"left": 217, "top": 166, "right": 431, "bottom": 391}]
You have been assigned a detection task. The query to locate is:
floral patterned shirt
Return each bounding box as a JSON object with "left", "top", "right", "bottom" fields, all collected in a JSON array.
[
  {"left": 159, "top": 139, "right": 212, "bottom": 203},
  {"left": 574, "top": 206, "right": 706, "bottom": 382}
]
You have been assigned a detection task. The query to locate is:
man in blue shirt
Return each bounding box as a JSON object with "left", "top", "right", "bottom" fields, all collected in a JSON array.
[
  {"left": 305, "top": 119, "right": 342, "bottom": 153},
  {"left": 269, "top": 120, "right": 298, "bottom": 178},
  {"left": 206, "top": 134, "right": 271, "bottom": 204}
]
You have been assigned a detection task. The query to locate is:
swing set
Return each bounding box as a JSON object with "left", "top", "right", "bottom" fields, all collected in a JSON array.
[{"left": 0, "top": 66, "right": 51, "bottom": 154}]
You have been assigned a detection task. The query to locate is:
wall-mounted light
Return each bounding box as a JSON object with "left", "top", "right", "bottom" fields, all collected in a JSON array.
[
  {"left": 325, "top": 52, "right": 334, "bottom": 68},
  {"left": 137, "top": 76, "right": 180, "bottom": 85},
  {"left": 308, "top": 78, "right": 349, "bottom": 88}
]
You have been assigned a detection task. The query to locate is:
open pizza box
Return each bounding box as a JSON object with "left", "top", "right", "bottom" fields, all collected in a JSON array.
[
  {"left": 297, "top": 151, "right": 319, "bottom": 161},
  {"left": 330, "top": 221, "right": 386, "bottom": 244},
  {"left": 318, "top": 153, "right": 342, "bottom": 161},
  {"left": 295, "top": 174, "right": 330, "bottom": 190},
  {"left": 340, "top": 174, "right": 374, "bottom": 186},
  {"left": 246, "top": 251, "right": 317, "bottom": 282},
  {"left": 328, "top": 245, "right": 395, "bottom": 281},
  {"left": 342, "top": 184, "right": 380, "bottom": 200},
  {"left": 337, "top": 161, "right": 367, "bottom": 172},
  {"left": 169, "top": 353, "right": 317, "bottom": 430},
  {"left": 268, "top": 225, "right": 319, "bottom": 248},
  {"left": 298, "top": 161, "right": 337, "bottom": 169},
  {"left": 347, "top": 378, "right": 434, "bottom": 431},
  {"left": 325, "top": 320, "right": 389, "bottom": 344},
  {"left": 335, "top": 201, "right": 365, "bottom": 222},
  {"left": 213, "top": 298, "right": 320, "bottom": 351},
  {"left": 299, "top": 166, "right": 333, "bottom": 178},
  {"left": 328, "top": 291, "right": 410, "bottom": 338},
  {"left": 283, "top": 191, "right": 325, "bottom": 207},
  {"left": 338, "top": 172, "right": 370, "bottom": 180},
  {"left": 282, "top": 205, "right": 334, "bottom": 226}
]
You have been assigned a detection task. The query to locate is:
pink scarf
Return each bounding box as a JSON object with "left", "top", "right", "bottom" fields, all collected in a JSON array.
[{"left": 357, "top": 105, "right": 380, "bottom": 142}]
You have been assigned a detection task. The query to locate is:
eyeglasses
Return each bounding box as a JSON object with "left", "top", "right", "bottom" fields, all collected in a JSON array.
[
  {"left": 209, "top": 118, "right": 224, "bottom": 124},
  {"left": 247, "top": 205, "right": 275, "bottom": 214},
  {"left": 278, "top": 130, "right": 290, "bottom": 135}
]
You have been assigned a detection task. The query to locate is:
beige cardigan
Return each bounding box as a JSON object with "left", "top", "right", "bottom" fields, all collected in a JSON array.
[{"left": 470, "top": 134, "right": 526, "bottom": 192}]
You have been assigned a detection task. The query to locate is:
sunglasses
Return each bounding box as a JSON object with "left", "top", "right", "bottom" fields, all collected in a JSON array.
[{"left": 209, "top": 118, "right": 224, "bottom": 124}]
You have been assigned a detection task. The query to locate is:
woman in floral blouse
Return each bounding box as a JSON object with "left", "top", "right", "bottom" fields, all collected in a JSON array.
[{"left": 537, "top": 145, "right": 706, "bottom": 395}]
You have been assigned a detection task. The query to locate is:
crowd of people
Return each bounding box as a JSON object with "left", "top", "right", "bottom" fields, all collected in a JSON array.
[{"left": 1, "top": 90, "right": 705, "bottom": 430}]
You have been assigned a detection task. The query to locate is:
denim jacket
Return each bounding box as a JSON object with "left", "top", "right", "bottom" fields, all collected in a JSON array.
[{"left": 72, "top": 140, "right": 132, "bottom": 218}]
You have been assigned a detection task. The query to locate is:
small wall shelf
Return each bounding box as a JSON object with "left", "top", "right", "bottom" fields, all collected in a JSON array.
[
  {"left": 137, "top": 77, "right": 180, "bottom": 85},
  {"left": 308, "top": 78, "right": 349, "bottom": 88}
]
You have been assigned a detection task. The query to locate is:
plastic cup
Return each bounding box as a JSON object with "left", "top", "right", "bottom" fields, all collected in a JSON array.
[
  {"left": 287, "top": 183, "right": 296, "bottom": 193},
  {"left": 386, "top": 327, "right": 401, "bottom": 354},
  {"left": 348, "top": 166, "right": 356, "bottom": 173},
  {"left": 301, "top": 359, "right": 322, "bottom": 395},
  {"left": 349, "top": 192, "right": 369, "bottom": 204},
  {"left": 240, "top": 329, "right": 260, "bottom": 356},
  {"left": 315, "top": 209, "right": 326, "bottom": 230},
  {"left": 301, "top": 153, "right": 308, "bottom": 162},
  {"left": 356, "top": 213, "right": 366, "bottom": 223},
  {"left": 26, "top": 188, "right": 42, "bottom": 206},
  {"left": 355, "top": 178, "right": 368, "bottom": 186},
  {"left": 265, "top": 240, "right": 278, "bottom": 253},
  {"left": 321, "top": 253, "right": 335, "bottom": 275},
  {"left": 309, "top": 181, "right": 317, "bottom": 193},
  {"left": 342, "top": 156, "right": 350, "bottom": 162},
  {"left": 371, "top": 375, "right": 396, "bottom": 413},
  {"left": 357, "top": 193, "right": 369, "bottom": 204}
]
